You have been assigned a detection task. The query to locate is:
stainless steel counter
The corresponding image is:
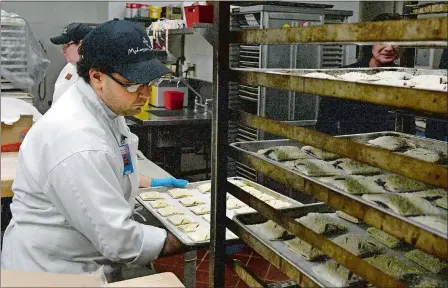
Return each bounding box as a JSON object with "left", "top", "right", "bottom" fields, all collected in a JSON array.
[{"left": 127, "top": 107, "right": 211, "bottom": 127}]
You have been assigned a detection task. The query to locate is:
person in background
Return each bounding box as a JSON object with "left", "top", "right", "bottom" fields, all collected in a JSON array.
[
  {"left": 50, "top": 23, "right": 92, "bottom": 104},
  {"left": 315, "top": 13, "right": 402, "bottom": 135},
  {"left": 1, "top": 20, "right": 188, "bottom": 281},
  {"left": 425, "top": 48, "right": 448, "bottom": 141}
]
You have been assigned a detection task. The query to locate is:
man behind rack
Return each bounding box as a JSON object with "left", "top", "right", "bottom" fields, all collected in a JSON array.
[{"left": 315, "top": 13, "right": 403, "bottom": 135}]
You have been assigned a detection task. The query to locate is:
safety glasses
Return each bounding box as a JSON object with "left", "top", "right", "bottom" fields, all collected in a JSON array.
[
  {"left": 61, "top": 42, "right": 75, "bottom": 50},
  {"left": 106, "top": 73, "right": 150, "bottom": 93}
]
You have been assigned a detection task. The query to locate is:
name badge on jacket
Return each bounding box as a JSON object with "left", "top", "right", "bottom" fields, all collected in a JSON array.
[{"left": 119, "top": 144, "right": 134, "bottom": 176}]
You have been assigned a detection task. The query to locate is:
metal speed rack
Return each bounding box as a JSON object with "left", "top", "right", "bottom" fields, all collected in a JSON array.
[{"left": 208, "top": 3, "right": 447, "bottom": 288}]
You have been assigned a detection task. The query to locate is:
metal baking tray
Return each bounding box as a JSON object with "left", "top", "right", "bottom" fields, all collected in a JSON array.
[
  {"left": 233, "top": 203, "right": 448, "bottom": 287},
  {"left": 230, "top": 132, "right": 448, "bottom": 239},
  {"left": 231, "top": 67, "right": 448, "bottom": 91},
  {"left": 136, "top": 177, "right": 304, "bottom": 247}
]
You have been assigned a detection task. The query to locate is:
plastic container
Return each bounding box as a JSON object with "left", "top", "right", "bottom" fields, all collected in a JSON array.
[
  {"left": 149, "top": 6, "right": 162, "bottom": 19},
  {"left": 164, "top": 91, "right": 184, "bottom": 110},
  {"left": 126, "top": 3, "right": 132, "bottom": 18},
  {"left": 184, "top": 5, "right": 214, "bottom": 28},
  {"left": 131, "top": 3, "right": 141, "bottom": 18},
  {"left": 139, "top": 4, "right": 149, "bottom": 19}
]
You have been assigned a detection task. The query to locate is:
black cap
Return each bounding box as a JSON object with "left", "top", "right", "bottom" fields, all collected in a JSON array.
[
  {"left": 81, "top": 19, "right": 171, "bottom": 84},
  {"left": 50, "top": 23, "right": 93, "bottom": 45}
]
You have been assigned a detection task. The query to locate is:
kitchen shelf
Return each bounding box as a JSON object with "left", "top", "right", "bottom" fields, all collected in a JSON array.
[
  {"left": 149, "top": 23, "right": 214, "bottom": 46},
  {"left": 209, "top": 3, "right": 448, "bottom": 288},
  {"left": 230, "top": 17, "right": 448, "bottom": 46}
]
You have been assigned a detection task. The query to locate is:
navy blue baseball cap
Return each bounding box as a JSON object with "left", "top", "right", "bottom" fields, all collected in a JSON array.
[
  {"left": 50, "top": 23, "right": 93, "bottom": 45},
  {"left": 81, "top": 19, "right": 170, "bottom": 84}
]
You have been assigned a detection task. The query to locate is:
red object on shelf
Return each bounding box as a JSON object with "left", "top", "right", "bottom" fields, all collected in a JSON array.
[
  {"left": 164, "top": 91, "right": 185, "bottom": 110},
  {"left": 184, "top": 5, "right": 214, "bottom": 28}
]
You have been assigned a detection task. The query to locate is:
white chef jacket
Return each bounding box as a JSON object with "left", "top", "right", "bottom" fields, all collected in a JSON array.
[
  {"left": 52, "top": 63, "right": 79, "bottom": 104},
  {"left": 1, "top": 79, "right": 167, "bottom": 275}
]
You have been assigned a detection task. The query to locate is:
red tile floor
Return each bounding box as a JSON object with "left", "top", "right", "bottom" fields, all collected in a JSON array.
[{"left": 154, "top": 245, "right": 290, "bottom": 287}]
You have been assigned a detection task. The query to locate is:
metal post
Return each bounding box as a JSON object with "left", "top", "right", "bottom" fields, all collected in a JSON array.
[
  {"left": 209, "top": 2, "right": 230, "bottom": 288},
  {"left": 184, "top": 250, "right": 197, "bottom": 288}
]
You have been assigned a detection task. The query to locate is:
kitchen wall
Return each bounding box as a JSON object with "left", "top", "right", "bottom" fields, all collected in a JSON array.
[{"left": 1, "top": 1, "right": 109, "bottom": 113}]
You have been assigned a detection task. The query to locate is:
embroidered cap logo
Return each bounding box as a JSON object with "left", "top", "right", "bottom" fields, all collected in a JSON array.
[
  {"left": 63, "top": 28, "right": 68, "bottom": 34},
  {"left": 128, "top": 37, "right": 151, "bottom": 55}
]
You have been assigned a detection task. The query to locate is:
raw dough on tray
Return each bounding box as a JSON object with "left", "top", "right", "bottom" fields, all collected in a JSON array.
[
  {"left": 331, "top": 158, "right": 382, "bottom": 175},
  {"left": 301, "top": 146, "right": 340, "bottom": 160},
  {"left": 304, "top": 72, "right": 338, "bottom": 80},
  {"left": 177, "top": 223, "right": 200, "bottom": 233},
  {"left": 179, "top": 197, "right": 205, "bottom": 207},
  {"left": 410, "top": 74, "right": 447, "bottom": 85},
  {"left": 434, "top": 197, "right": 447, "bottom": 209},
  {"left": 374, "top": 71, "right": 413, "bottom": 80},
  {"left": 337, "top": 72, "right": 380, "bottom": 82},
  {"left": 312, "top": 260, "right": 363, "bottom": 288},
  {"left": 202, "top": 214, "right": 210, "bottom": 223},
  {"left": 367, "top": 135, "right": 415, "bottom": 151},
  {"left": 157, "top": 206, "right": 184, "bottom": 217},
  {"left": 332, "top": 233, "right": 382, "bottom": 257},
  {"left": 404, "top": 249, "right": 448, "bottom": 274},
  {"left": 226, "top": 198, "right": 246, "bottom": 210},
  {"left": 336, "top": 211, "right": 360, "bottom": 223},
  {"left": 361, "top": 194, "right": 441, "bottom": 216},
  {"left": 149, "top": 200, "right": 169, "bottom": 209},
  {"left": 187, "top": 230, "right": 210, "bottom": 242},
  {"left": 403, "top": 148, "right": 441, "bottom": 163},
  {"left": 297, "top": 213, "right": 348, "bottom": 235},
  {"left": 257, "top": 145, "right": 310, "bottom": 161},
  {"left": 140, "top": 191, "right": 164, "bottom": 200},
  {"left": 168, "top": 188, "right": 194, "bottom": 199},
  {"left": 365, "top": 254, "right": 420, "bottom": 280},
  {"left": 285, "top": 237, "right": 324, "bottom": 261},
  {"left": 197, "top": 183, "right": 211, "bottom": 193},
  {"left": 190, "top": 205, "right": 211, "bottom": 215},
  {"left": 409, "top": 215, "right": 447, "bottom": 235},
  {"left": 366, "top": 227, "right": 402, "bottom": 249},
  {"left": 167, "top": 215, "right": 194, "bottom": 226},
  {"left": 292, "top": 159, "right": 341, "bottom": 177},
  {"left": 409, "top": 276, "right": 448, "bottom": 288},
  {"left": 377, "top": 174, "right": 430, "bottom": 193},
  {"left": 324, "top": 176, "right": 387, "bottom": 195},
  {"left": 406, "top": 189, "right": 447, "bottom": 201},
  {"left": 253, "top": 220, "right": 291, "bottom": 240}
]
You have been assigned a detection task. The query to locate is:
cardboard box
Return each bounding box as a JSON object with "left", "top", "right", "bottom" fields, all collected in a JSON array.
[
  {"left": 162, "top": 6, "right": 183, "bottom": 19},
  {"left": 1, "top": 270, "right": 184, "bottom": 287},
  {"left": 1, "top": 115, "right": 33, "bottom": 152}
]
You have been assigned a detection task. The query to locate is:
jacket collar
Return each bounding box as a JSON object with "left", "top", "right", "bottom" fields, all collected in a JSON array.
[{"left": 76, "top": 79, "right": 119, "bottom": 120}]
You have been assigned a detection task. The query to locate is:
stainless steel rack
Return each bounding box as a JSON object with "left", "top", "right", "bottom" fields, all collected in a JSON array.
[{"left": 209, "top": 3, "right": 448, "bottom": 288}]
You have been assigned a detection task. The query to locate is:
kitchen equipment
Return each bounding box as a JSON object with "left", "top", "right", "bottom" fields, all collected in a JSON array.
[
  {"left": 228, "top": 5, "right": 351, "bottom": 180},
  {"left": 164, "top": 91, "right": 184, "bottom": 110},
  {"left": 136, "top": 177, "right": 305, "bottom": 247},
  {"left": 184, "top": 5, "right": 214, "bottom": 28},
  {"left": 149, "top": 6, "right": 162, "bottom": 19},
  {"left": 149, "top": 78, "right": 189, "bottom": 108}
]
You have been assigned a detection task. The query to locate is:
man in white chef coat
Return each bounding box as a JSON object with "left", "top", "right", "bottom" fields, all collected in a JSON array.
[
  {"left": 50, "top": 23, "right": 92, "bottom": 104},
  {"left": 1, "top": 20, "right": 188, "bottom": 280}
]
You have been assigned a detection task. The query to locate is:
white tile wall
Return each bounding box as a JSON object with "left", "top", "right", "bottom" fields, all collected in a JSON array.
[{"left": 183, "top": 33, "right": 213, "bottom": 82}]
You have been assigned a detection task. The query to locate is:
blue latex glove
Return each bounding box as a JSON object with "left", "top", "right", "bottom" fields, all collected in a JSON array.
[{"left": 151, "top": 177, "right": 189, "bottom": 188}]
